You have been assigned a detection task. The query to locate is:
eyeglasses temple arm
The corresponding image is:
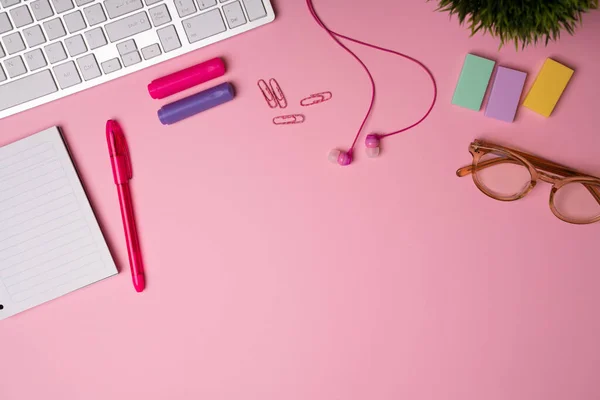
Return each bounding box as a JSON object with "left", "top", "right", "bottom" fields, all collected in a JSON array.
[
  {"left": 456, "top": 157, "right": 600, "bottom": 205},
  {"left": 456, "top": 157, "right": 521, "bottom": 177},
  {"left": 509, "top": 152, "right": 600, "bottom": 204},
  {"left": 587, "top": 185, "right": 600, "bottom": 204}
]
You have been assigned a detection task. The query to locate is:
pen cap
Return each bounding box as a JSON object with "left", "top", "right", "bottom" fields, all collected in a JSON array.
[
  {"left": 148, "top": 57, "right": 226, "bottom": 99},
  {"left": 158, "top": 82, "right": 235, "bottom": 125}
]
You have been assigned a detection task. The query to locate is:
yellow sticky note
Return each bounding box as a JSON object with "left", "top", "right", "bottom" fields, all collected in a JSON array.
[{"left": 523, "top": 58, "right": 574, "bottom": 117}]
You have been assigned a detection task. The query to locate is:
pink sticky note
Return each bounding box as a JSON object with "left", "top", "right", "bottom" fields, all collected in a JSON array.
[{"left": 485, "top": 66, "right": 527, "bottom": 123}]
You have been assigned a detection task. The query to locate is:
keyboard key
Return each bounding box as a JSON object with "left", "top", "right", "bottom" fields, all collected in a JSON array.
[
  {"left": 104, "top": 0, "right": 143, "bottom": 19},
  {"left": 222, "top": 1, "right": 245, "bottom": 28},
  {"left": 100, "top": 57, "right": 120, "bottom": 73},
  {"left": 10, "top": 5, "right": 33, "bottom": 28},
  {"left": 141, "top": 43, "right": 160, "bottom": 59},
  {"left": 156, "top": 24, "right": 179, "bottom": 51},
  {"left": 0, "top": 13, "right": 12, "bottom": 35},
  {"left": 242, "top": 0, "right": 265, "bottom": 21},
  {"left": 2, "top": 32, "right": 25, "bottom": 54},
  {"left": 84, "top": 27, "right": 106, "bottom": 49},
  {"left": 24, "top": 48, "right": 46, "bottom": 70},
  {"left": 149, "top": 4, "right": 170, "bottom": 26},
  {"left": 23, "top": 25, "right": 46, "bottom": 47},
  {"left": 83, "top": 3, "right": 106, "bottom": 26},
  {"left": 0, "top": 0, "right": 20, "bottom": 8},
  {"left": 44, "top": 41, "right": 66, "bottom": 63},
  {"left": 145, "top": 0, "right": 162, "bottom": 4},
  {"left": 76, "top": 53, "right": 101, "bottom": 80},
  {"left": 64, "top": 34, "right": 86, "bottom": 56},
  {"left": 0, "top": 43, "right": 4, "bottom": 58},
  {"left": 105, "top": 11, "right": 150, "bottom": 42},
  {"left": 50, "top": 0, "right": 74, "bottom": 13},
  {"left": 64, "top": 10, "right": 86, "bottom": 33},
  {"left": 31, "top": 0, "right": 54, "bottom": 21},
  {"left": 53, "top": 60, "right": 80, "bottom": 88},
  {"left": 173, "top": 0, "right": 195, "bottom": 18},
  {"left": 121, "top": 49, "right": 140, "bottom": 66},
  {"left": 4, "top": 55, "right": 26, "bottom": 77},
  {"left": 0, "top": 69, "right": 58, "bottom": 111},
  {"left": 197, "top": 0, "right": 216, "bottom": 9},
  {"left": 182, "top": 9, "right": 225, "bottom": 43},
  {"left": 75, "top": 0, "right": 94, "bottom": 5},
  {"left": 116, "top": 38, "right": 135, "bottom": 54},
  {"left": 43, "top": 18, "right": 66, "bottom": 40},
  {"left": 0, "top": 65, "right": 5, "bottom": 82}
]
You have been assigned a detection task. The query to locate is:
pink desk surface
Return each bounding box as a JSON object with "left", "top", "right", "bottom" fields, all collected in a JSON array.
[{"left": 1, "top": 1, "right": 600, "bottom": 399}]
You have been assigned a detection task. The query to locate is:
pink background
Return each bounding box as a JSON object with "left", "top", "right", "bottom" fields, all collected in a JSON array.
[{"left": 2, "top": 1, "right": 600, "bottom": 399}]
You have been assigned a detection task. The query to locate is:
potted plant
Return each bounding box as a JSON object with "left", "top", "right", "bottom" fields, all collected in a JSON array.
[{"left": 433, "top": 0, "right": 599, "bottom": 49}]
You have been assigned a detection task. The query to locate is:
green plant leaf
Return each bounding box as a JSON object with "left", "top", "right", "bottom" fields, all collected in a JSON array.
[{"left": 428, "top": 0, "right": 599, "bottom": 49}]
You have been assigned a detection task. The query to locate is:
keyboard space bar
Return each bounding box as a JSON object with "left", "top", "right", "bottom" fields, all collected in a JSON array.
[{"left": 0, "top": 70, "right": 58, "bottom": 112}]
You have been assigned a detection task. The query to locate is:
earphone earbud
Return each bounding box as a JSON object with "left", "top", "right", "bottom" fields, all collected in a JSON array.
[
  {"left": 328, "top": 149, "right": 353, "bottom": 166},
  {"left": 365, "top": 134, "right": 381, "bottom": 158}
]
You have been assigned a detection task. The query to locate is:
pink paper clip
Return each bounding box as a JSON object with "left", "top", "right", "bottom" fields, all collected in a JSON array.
[
  {"left": 269, "top": 78, "right": 288, "bottom": 108},
  {"left": 273, "top": 114, "right": 305, "bottom": 125},
  {"left": 258, "top": 79, "right": 278, "bottom": 108},
  {"left": 300, "top": 91, "right": 333, "bottom": 107}
]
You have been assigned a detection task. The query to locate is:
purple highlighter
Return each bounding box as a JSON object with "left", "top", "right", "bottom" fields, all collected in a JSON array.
[
  {"left": 485, "top": 67, "right": 527, "bottom": 123},
  {"left": 158, "top": 82, "right": 235, "bottom": 125}
]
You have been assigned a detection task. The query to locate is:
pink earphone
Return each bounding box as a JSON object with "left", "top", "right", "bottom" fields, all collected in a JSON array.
[{"left": 307, "top": 0, "right": 438, "bottom": 166}]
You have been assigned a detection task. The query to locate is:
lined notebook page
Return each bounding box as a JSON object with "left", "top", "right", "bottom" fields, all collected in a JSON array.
[{"left": 0, "top": 127, "right": 117, "bottom": 321}]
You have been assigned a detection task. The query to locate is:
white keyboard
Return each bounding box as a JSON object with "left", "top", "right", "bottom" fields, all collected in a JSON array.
[{"left": 0, "top": 0, "right": 274, "bottom": 119}]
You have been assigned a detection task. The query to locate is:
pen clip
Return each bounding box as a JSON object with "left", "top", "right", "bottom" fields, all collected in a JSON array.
[
  {"left": 120, "top": 131, "right": 133, "bottom": 180},
  {"left": 107, "top": 120, "right": 133, "bottom": 180}
]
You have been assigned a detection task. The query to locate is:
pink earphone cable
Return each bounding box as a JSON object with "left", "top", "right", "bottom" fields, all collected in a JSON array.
[
  {"left": 306, "top": 0, "right": 375, "bottom": 152},
  {"left": 306, "top": 0, "right": 438, "bottom": 149}
]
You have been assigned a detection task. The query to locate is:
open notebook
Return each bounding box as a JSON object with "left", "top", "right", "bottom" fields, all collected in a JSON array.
[{"left": 0, "top": 127, "right": 117, "bottom": 321}]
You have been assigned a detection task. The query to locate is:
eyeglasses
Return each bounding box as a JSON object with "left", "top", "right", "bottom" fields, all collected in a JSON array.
[{"left": 457, "top": 140, "right": 600, "bottom": 224}]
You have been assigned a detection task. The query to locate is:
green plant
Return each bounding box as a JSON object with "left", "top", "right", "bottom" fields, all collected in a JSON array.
[{"left": 433, "top": 0, "right": 599, "bottom": 49}]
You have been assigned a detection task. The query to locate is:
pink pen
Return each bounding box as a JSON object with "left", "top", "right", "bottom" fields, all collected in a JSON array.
[{"left": 106, "top": 120, "right": 145, "bottom": 292}]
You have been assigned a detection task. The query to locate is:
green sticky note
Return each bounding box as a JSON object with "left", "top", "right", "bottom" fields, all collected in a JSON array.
[{"left": 452, "top": 54, "right": 496, "bottom": 111}]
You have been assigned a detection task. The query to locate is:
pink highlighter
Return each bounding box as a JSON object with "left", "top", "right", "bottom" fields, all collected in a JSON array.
[{"left": 148, "top": 57, "right": 226, "bottom": 99}]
